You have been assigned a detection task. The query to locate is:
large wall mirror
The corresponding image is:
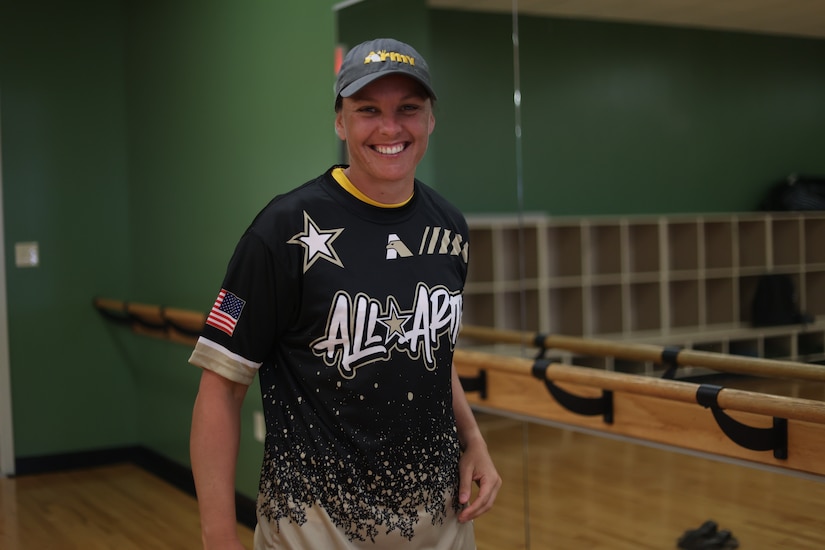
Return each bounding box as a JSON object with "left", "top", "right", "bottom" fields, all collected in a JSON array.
[
  {"left": 334, "top": 1, "right": 825, "bottom": 340},
  {"left": 335, "top": 0, "right": 825, "bottom": 218},
  {"left": 332, "top": 5, "right": 825, "bottom": 549}
]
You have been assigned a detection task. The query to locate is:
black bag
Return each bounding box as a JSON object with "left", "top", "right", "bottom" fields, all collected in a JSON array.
[
  {"left": 751, "top": 273, "right": 813, "bottom": 327},
  {"left": 760, "top": 174, "right": 825, "bottom": 211}
]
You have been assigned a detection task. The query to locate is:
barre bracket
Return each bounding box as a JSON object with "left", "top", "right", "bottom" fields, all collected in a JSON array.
[
  {"left": 696, "top": 384, "right": 788, "bottom": 459},
  {"left": 532, "top": 359, "right": 614, "bottom": 424},
  {"left": 660, "top": 345, "right": 682, "bottom": 379},
  {"left": 533, "top": 332, "right": 549, "bottom": 359},
  {"left": 459, "top": 370, "right": 488, "bottom": 400}
]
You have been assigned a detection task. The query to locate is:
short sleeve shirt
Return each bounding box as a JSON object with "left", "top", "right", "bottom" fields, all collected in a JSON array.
[{"left": 189, "top": 167, "right": 475, "bottom": 549}]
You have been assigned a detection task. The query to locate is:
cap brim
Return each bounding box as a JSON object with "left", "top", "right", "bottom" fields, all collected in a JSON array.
[{"left": 338, "top": 71, "right": 437, "bottom": 100}]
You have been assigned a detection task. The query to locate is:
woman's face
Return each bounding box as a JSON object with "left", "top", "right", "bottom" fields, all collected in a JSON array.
[{"left": 335, "top": 74, "right": 435, "bottom": 197}]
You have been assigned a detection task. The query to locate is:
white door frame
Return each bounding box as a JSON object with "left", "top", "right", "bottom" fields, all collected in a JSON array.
[{"left": 0, "top": 90, "right": 16, "bottom": 477}]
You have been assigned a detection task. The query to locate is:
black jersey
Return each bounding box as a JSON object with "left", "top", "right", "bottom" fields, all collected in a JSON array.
[{"left": 189, "top": 166, "right": 475, "bottom": 549}]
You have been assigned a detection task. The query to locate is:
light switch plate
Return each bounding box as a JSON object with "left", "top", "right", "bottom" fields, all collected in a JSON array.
[{"left": 15, "top": 242, "right": 39, "bottom": 268}]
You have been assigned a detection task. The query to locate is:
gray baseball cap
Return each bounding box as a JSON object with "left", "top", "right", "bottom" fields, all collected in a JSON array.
[{"left": 335, "top": 38, "right": 437, "bottom": 103}]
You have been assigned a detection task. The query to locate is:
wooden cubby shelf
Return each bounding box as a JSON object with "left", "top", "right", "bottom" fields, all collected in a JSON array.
[{"left": 463, "top": 212, "right": 825, "bottom": 373}]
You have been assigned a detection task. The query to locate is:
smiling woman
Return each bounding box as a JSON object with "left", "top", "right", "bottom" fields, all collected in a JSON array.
[
  {"left": 334, "top": 38, "right": 437, "bottom": 204},
  {"left": 334, "top": 74, "right": 436, "bottom": 203}
]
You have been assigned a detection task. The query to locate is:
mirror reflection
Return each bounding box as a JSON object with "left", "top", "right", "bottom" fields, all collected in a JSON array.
[
  {"left": 335, "top": 4, "right": 825, "bottom": 550},
  {"left": 337, "top": 0, "right": 824, "bottom": 216}
]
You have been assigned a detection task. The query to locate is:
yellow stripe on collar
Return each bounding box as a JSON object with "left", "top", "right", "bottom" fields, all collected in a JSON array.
[{"left": 332, "top": 167, "right": 413, "bottom": 208}]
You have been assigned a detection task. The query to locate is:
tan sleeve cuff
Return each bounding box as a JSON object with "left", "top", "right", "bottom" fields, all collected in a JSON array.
[{"left": 188, "top": 338, "right": 259, "bottom": 386}]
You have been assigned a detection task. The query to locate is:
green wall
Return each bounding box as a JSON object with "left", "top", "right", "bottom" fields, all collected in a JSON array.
[
  {"left": 430, "top": 11, "right": 825, "bottom": 215},
  {"left": 1, "top": 0, "right": 339, "bottom": 499},
  {"left": 428, "top": 10, "right": 520, "bottom": 212},
  {"left": 2, "top": 0, "right": 824, "bottom": 506},
  {"left": 122, "top": 0, "right": 339, "bottom": 496},
  {"left": 0, "top": 1, "right": 135, "bottom": 457}
]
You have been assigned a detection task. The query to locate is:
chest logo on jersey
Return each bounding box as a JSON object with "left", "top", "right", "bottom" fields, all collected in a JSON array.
[
  {"left": 310, "top": 283, "right": 462, "bottom": 377},
  {"left": 287, "top": 211, "right": 345, "bottom": 273},
  {"left": 386, "top": 227, "right": 469, "bottom": 262}
]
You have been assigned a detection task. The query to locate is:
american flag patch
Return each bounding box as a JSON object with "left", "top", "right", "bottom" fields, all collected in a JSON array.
[{"left": 206, "top": 289, "right": 245, "bottom": 336}]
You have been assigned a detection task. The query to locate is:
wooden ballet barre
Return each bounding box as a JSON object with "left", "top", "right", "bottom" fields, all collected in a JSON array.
[
  {"left": 93, "top": 297, "right": 204, "bottom": 345},
  {"left": 454, "top": 348, "right": 825, "bottom": 425},
  {"left": 94, "top": 297, "right": 825, "bottom": 476},
  {"left": 454, "top": 346, "right": 825, "bottom": 477},
  {"left": 459, "top": 324, "right": 825, "bottom": 383}
]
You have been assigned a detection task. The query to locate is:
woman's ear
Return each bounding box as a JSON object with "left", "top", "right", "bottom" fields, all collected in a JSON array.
[{"left": 335, "top": 112, "right": 346, "bottom": 141}]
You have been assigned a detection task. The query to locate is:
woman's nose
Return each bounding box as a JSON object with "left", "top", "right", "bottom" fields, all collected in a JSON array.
[{"left": 378, "top": 112, "right": 402, "bottom": 134}]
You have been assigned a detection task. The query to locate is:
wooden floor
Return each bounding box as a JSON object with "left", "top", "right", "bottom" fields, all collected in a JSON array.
[
  {"left": 0, "top": 462, "right": 254, "bottom": 550},
  {"left": 471, "top": 373, "right": 825, "bottom": 550},
  {"left": 472, "top": 413, "right": 825, "bottom": 550},
  {"left": 2, "top": 376, "right": 825, "bottom": 549}
]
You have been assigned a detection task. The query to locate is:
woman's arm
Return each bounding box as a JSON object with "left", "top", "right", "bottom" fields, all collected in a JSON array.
[
  {"left": 190, "top": 368, "right": 250, "bottom": 549},
  {"left": 451, "top": 364, "right": 502, "bottom": 523}
]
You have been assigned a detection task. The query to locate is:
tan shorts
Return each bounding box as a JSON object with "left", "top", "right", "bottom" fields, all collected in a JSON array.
[{"left": 253, "top": 501, "right": 476, "bottom": 550}]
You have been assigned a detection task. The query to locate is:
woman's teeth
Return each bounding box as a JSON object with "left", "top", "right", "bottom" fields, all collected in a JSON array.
[{"left": 375, "top": 143, "right": 405, "bottom": 155}]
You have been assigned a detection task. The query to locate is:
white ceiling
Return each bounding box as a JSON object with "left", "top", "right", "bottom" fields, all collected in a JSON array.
[{"left": 428, "top": 0, "right": 825, "bottom": 39}]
